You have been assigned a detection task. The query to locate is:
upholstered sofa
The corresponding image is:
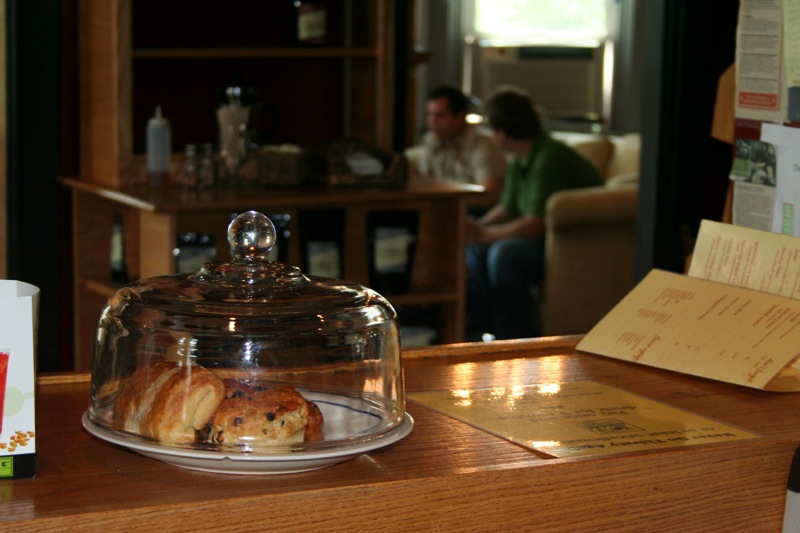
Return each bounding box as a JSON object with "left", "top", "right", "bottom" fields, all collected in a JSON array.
[{"left": 540, "top": 133, "right": 641, "bottom": 336}]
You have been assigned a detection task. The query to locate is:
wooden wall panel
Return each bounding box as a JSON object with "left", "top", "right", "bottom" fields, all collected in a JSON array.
[
  {"left": 0, "top": 0, "right": 6, "bottom": 279},
  {"left": 78, "top": 0, "right": 132, "bottom": 187}
]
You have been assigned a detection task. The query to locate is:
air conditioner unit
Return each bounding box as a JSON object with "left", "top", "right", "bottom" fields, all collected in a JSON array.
[{"left": 475, "top": 45, "right": 605, "bottom": 122}]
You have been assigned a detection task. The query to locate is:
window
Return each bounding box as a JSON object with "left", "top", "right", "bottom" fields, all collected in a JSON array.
[{"left": 472, "top": 0, "right": 608, "bottom": 47}]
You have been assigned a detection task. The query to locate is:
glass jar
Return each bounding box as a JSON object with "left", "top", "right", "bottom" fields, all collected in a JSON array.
[
  {"left": 178, "top": 144, "right": 198, "bottom": 188},
  {"left": 197, "top": 143, "right": 217, "bottom": 189}
]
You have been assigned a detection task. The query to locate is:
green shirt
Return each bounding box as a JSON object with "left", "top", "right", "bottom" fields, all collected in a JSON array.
[{"left": 500, "top": 134, "right": 604, "bottom": 217}]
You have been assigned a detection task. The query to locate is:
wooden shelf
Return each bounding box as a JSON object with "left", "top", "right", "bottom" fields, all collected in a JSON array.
[
  {"left": 80, "top": 273, "right": 458, "bottom": 294},
  {"left": 69, "top": 0, "right": 463, "bottom": 373},
  {"left": 79, "top": 278, "right": 458, "bottom": 309},
  {"left": 82, "top": 278, "right": 122, "bottom": 299},
  {"left": 61, "top": 177, "right": 483, "bottom": 213},
  {"left": 71, "top": 1, "right": 407, "bottom": 370},
  {"left": 63, "top": 176, "right": 482, "bottom": 370},
  {"left": 132, "top": 47, "right": 380, "bottom": 59},
  {"left": 387, "top": 291, "right": 459, "bottom": 307},
  {"left": 78, "top": 0, "right": 397, "bottom": 188}
]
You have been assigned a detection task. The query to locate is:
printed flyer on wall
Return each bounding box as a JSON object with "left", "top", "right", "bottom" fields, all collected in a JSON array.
[{"left": 735, "top": 0, "right": 786, "bottom": 123}]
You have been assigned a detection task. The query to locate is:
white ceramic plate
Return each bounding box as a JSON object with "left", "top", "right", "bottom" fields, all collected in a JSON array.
[{"left": 82, "top": 392, "right": 413, "bottom": 475}]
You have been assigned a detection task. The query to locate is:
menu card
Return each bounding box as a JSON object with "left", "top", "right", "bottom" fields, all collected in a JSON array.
[
  {"left": 409, "top": 381, "right": 757, "bottom": 458},
  {"left": 578, "top": 220, "right": 800, "bottom": 391},
  {"left": 687, "top": 219, "right": 800, "bottom": 297}
]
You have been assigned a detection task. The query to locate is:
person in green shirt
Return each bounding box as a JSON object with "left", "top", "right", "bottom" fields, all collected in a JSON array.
[{"left": 466, "top": 86, "right": 604, "bottom": 340}]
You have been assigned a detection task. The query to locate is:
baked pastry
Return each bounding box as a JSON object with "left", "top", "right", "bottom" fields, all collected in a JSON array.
[
  {"left": 207, "top": 381, "right": 324, "bottom": 448},
  {"left": 113, "top": 361, "right": 226, "bottom": 444},
  {"left": 304, "top": 398, "right": 324, "bottom": 443}
]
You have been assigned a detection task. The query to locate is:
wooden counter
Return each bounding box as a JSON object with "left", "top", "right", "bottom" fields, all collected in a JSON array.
[{"left": 3, "top": 336, "right": 798, "bottom": 530}]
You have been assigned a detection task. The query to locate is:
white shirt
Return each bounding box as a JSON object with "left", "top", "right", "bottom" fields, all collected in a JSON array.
[{"left": 405, "top": 125, "right": 507, "bottom": 186}]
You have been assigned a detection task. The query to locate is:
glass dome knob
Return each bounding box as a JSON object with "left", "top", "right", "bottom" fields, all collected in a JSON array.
[{"left": 228, "top": 211, "right": 275, "bottom": 263}]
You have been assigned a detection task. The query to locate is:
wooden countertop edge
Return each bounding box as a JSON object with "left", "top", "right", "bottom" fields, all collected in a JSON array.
[
  {"left": 8, "top": 437, "right": 791, "bottom": 531},
  {"left": 37, "top": 372, "right": 91, "bottom": 386},
  {"left": 14, "top": 336, "right": 799, "bottom": 530},
  {"left": 401, "top": 335, "right": 583, "bottom": 360},
  {"left": 59, "top": 176, "right": 485, "bottom": 214}
]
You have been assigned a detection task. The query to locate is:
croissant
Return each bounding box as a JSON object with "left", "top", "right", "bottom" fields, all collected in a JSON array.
[{"left": 113, "top": 361, "right": 226, "bottom": 444}]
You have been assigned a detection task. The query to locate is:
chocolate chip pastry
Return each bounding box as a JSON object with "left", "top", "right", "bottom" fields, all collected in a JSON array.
[{"left": 206, "top": 380, "right": 324, "bottom": 448}]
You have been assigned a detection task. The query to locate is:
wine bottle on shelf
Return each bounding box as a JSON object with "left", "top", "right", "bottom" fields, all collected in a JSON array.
[
  {"left": 294, "top": 1, "right": 327, "bottom": 46},
  {"left": 367, "top": 210, "right": 420, "bottom": 294},
  {"left": 175, "top": 232, "right": 216, "bottom": 274},
  {"left": 267, "top": 213, "right": 292, "bottom": 262},
  {"left": 110, "top": 212, "right": 128, "bottom": 284},
  {"left": 298, "top": 209, "right": 344, "bottom": 279}
]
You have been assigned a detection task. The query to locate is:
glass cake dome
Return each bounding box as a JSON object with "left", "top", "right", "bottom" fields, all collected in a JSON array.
[{"left": 84, "top": 210, "right": 411, "bottom": 473}]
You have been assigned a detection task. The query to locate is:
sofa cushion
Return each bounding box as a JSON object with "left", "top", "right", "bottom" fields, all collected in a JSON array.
[
  {"left": 605, "top": 133, "right": 641, "bottom": 179},
  {"left": 572, "top": 139, "right": 614, "bottom": 179},
  {"left": 605, "top": 171, "right": 639, "bottom": 189}
]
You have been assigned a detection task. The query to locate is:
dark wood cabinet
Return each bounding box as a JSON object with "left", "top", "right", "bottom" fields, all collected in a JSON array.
[
  {"left": 77, "top": 0, "right": 396, "bottom": 187},
  {"left": 67, "top": 1, "right": 477, "bottom": 371}
]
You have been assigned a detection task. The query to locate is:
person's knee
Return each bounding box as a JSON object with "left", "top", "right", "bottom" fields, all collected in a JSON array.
[
  {"left": 486, "top": 239, "right": 539, "bottom": 282},
  {"left": 466, "top": 244, "right": 491, "bottom": 281}
]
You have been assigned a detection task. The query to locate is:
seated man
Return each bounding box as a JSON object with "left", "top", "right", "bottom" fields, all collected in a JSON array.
[
  {"left": 405, "top": 85, "right": 507, "bottom": 212},
  {"left": 466, "top": 86, "right": 604, "bottom": 340}
]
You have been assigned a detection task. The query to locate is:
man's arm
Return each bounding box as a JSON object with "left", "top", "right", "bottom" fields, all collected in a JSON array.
[
  {"left": 474, "top": 175, "right": 504, "bottom": 208},
  {"left": 404, "top": 145, "right": 429, "bottom": 178},
  {"left": 467, "top": 208, "right": 544, "bottom": 244},
  {"left": 470, "top": 137, "right": 508, "bottom": 208}
]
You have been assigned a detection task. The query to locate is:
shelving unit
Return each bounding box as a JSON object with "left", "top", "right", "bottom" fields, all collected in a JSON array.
[
  {"left": 78, "top": 0, "right": 396, "bottom": 187},
  {"left": 63, "top": 177, "right": 481, "bottom": 370},
  {"left": 67, "top": 1, "right": 478, "bottom": 370}
]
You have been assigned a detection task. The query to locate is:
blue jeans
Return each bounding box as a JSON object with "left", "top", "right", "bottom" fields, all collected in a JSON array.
[{"left": 467, "top": 237, "right": 545, "bottom": 340}]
